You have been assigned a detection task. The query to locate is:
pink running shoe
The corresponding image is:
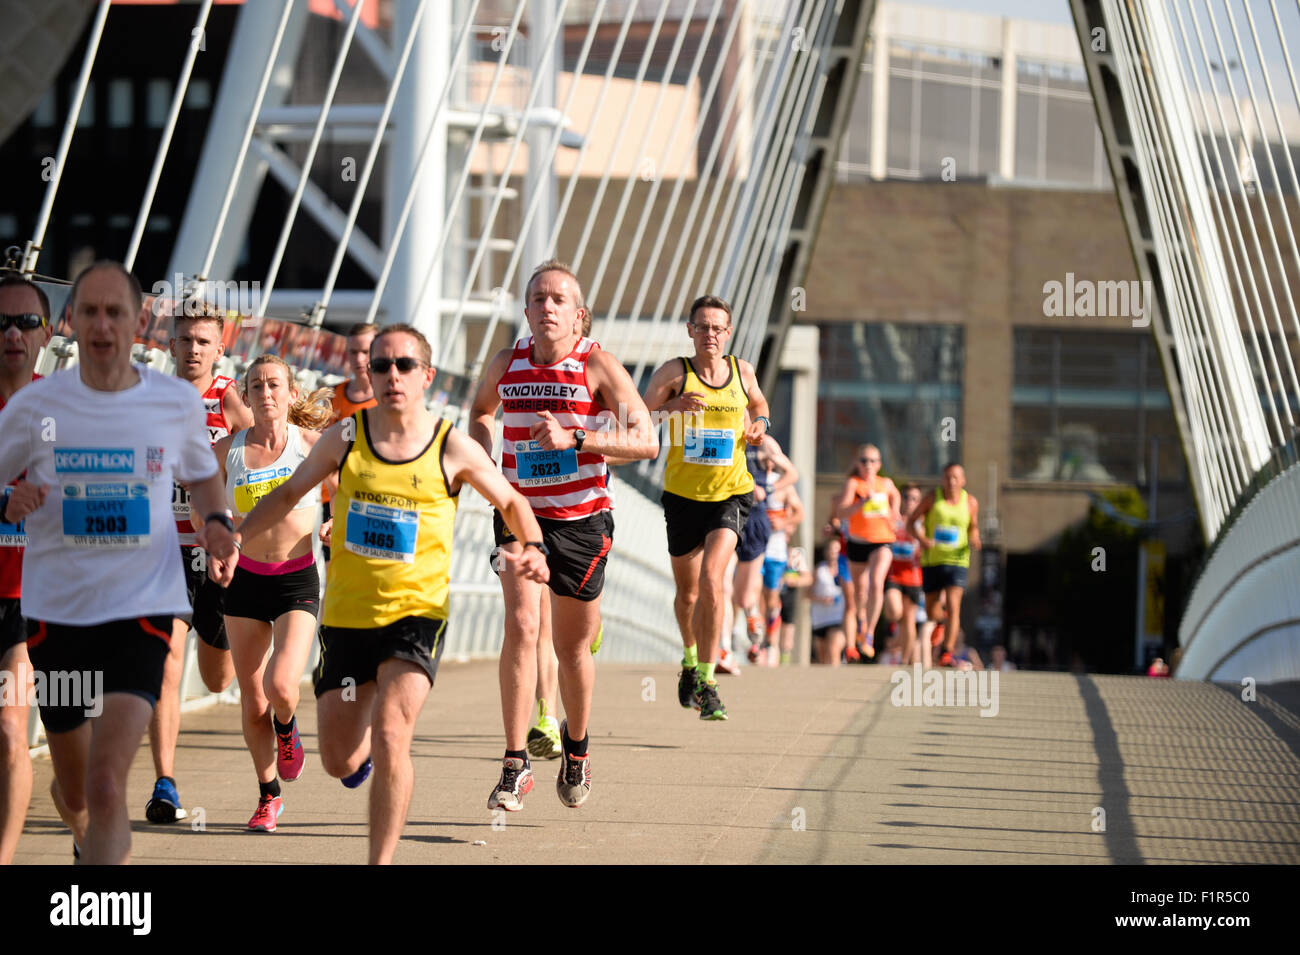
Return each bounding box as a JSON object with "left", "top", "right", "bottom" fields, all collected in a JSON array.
[
  {"left": 277, "top": 723, "right": 305, "bottom": 782},
  {"left": 248, "top": 795, "right": 283, "bottom": 832}
]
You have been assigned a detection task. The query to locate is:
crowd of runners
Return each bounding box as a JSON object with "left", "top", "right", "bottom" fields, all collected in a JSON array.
[{"left": 0, "top": 258, "right": 980, "bottom": 865}]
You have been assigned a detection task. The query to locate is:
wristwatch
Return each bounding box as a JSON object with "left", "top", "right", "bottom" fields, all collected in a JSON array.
[
  {"left": 205, "top": 511, "right": 235, "bottom": 534},
  {"left": 524, "top": 541, "right": 550, "bottom": 556},
  {"left": 573, "top": 429, "right": 587, "bottom": 452}
]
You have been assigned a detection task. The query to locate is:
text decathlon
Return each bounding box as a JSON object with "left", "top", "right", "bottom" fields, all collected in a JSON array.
[
  {"left": 53, "top": 449, "right": 135, "bottom": 473},
  {"left": 49, "top": 886, "right": 151, "bottom": 935},
  {"left": 889, "top": 664, "right": 1000, "bottom": 717}
]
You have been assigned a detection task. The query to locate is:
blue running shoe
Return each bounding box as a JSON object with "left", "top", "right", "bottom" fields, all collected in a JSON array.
[
  {"left": 145, "top": 777, "right": 186, "bottom": 824},
  {"left": 342, "top": 757, "right": 373, "bottom": 789}
]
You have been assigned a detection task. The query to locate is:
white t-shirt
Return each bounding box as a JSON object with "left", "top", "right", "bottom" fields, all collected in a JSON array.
[
  {"left": 0, "top": 366, "right": 218, "bottom": 625},
  {"left": 809, "top": 563, "right": 844, "bottom": 630}
]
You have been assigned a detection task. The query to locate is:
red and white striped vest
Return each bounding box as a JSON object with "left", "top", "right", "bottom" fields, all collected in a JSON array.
[
  {"left": 498, "top": 336, "right": 612, "bottom": 522},
  {"left": 175, "top": 374, "right": 237, "bottom": 545}
]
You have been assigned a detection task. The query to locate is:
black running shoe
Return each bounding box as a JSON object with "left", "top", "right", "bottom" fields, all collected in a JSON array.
[
  {"left": 677, "top": 668, "right": 697, "bottom": 708},
  {"left": 693, "top": 678, "right": 728, "bottom": 721}
]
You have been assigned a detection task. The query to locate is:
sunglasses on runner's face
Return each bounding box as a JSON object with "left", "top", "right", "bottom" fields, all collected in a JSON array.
[
  {"left": 369, "top": 356, "right": 427, "bottom": 374},
  {"left": 0, "top": 313, "right": 47, "bottom": 332},
  {"left": 859, "top": 456, "right": 879, "bottom": 464}
]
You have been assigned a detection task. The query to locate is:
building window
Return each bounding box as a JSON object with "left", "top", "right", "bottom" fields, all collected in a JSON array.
[
  {"left": 1012, "top": 329, "right": 1183, "bottom": 484},
  {"left": 185, "top": 79, "right": 211, "bottom": 110},
  {"left": 108, "top": 79, "right": 133, "bottom": 129},
  {"left": 33, "top": 90, "right": 56, "bottom": 128},
  {"left": 147, "top": 79, "right": 171, "bottom": 128},
  {"left": 75, "top": 81, "right": 95, "bottom": 128},
  {"left": 816, "top": 322, "right": 963, "bottom": 480}
]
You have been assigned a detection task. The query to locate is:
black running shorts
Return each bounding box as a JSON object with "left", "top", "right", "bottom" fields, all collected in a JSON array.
[
  {"left": 224, "top": 561, "right": 321, "bottom": 623},
  {"left": 661, "top": 490, "right": 753, "bottom": 559},
  {"left": 314, "top": 616, "right": 447, "bottom": 696},
  {"left": 0, "top": 598, "right": 24, "bottom": 657},
  {"left": 492, "top": 510, "right": 614, "bottom": 602},
  {"left": 25, "top": 615, "right": 173, "bottom": 732},
  {"left": 736, "top": 501, "right": 770, "bottom": 562},
  {"left": 182, "top": 547, "right": 229, "bottom": 650},
  {"left": 846, "top": 539, "right": 890, "bottom": 563},
  {"left": 885, "top": 579, "right": 924, "bottom": 605}
]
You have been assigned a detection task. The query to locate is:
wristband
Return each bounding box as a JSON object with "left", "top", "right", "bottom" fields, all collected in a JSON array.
[
  {"left": 754, "top": 416, "right": 771, "bottom": 433},
  {"left": 524, "top": 541, "right": 550, "bottom": 556},
  {"left": 205, "top": 511, "right": 235, "bottom": 534}
]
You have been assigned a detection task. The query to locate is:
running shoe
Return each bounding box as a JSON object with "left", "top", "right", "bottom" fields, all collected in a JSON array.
[
  {"left": 716, "top": 647, "right": 741, "bottom": 676},
  {"left": 341, "top": 757, "right": 373, "bottom": 789},
  {"left": 590, "top": 623, "right": 604, "bottom": 655},
  {"left": 744, "top": 612, "right": 763, "bottom": 645},
  {"left": 746, "top": 643, "right": 762, "bottom": 664},
  {"left": 276, "top": 722, "right": 305, "bottom": 782},
  {"left": 248, "top": 794, "right": 283, "bottom": 832},
  {"left": 938, "top": 650, "right": 955, "bottom": 667},
  {"left": 556, "top": 720, "right": 591, "bottom": 808},
  {"left": 861, "top": 635, "right": 876, "bottom": 660},
  {"left": 145, "top": 777, "right": 186, "bottom": 824},
  {"left": 487, "top": 757, "right": 534, "bottom": 812},
  {"left": 527, "top": 713, "right": 563, "bottom": 760},
  {"left": 693, "top": 677, "right": 728, "bottom": 721},
  {"left": 845, "top": 643, "right": 861, "bottom": 662},
  {"left": 677, "top": 667, "right": 697, "bottom": 708}
]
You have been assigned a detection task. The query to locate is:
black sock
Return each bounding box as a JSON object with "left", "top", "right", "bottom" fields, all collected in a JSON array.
[
  {"left": 505, "top": 748, "right": 529, "bottom": 768},
  {"left": 273, "top": 714, "right": 295, "bottom": 735},
  {"left": 157, "top": 775, "right": 176, "bottom": 787},
  {"left": 562, "top": 729, "right": 588, "bottom": 758},
  {"left": 259, "top": 779, "right": 281, "bottom": 800}
]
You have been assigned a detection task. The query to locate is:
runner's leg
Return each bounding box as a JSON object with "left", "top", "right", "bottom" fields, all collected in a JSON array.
[
  {"left": 317, "top": 682, "right": 376, "bottom": 780},
  {"left": 80, "top": 693, "right": 154, "bottom": 864},
  {"left": 0, "top": 642, "right": 32, "bottom": 864},
  {"left": 227, "top": 616, "right": 276, "bottom": 784},
  {"left": 550, "top": 594, "right": 601, "bottom": 743},
  {"left": 498, "top": 540, "right": 544, "bottom": 753},
  {"left": 368, "top": 658, "right": 431, "bottom": 865}
]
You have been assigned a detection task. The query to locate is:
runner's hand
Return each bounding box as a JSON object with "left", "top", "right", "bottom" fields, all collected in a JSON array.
[
  {"left": 499, "top": 546, "right": 550, "bottom": 584},
  {"left": 196, "top": 521, "right": 238, "bottom": 567},
  {"left": 3, "top": 480, "right": 48, "bottom": 521},
  {"left": 319, "top": 518, "right": 333, "bottom": 547},
  {"left": 531, "top": 410, "right": 575, "bottom": 450},
  {"left": 207, "top": 551, "right": 237, "bottom": 587},
  {"left": 672, "top": 391, "right": 707, "bottom": 413},
  {"left": 743, "top": 419, "right": 766, "bottom": 446}
]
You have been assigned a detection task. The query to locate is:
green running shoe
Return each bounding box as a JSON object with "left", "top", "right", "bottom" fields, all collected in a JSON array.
[
  {"left": 526, "top": 701, "right": 563, "bottom": 759},
  {"left": 693, "top": 677, "right": 728, "bottom": 721},
  {"left": 590, "top": 623, "right": 604, "bottom": 655}
]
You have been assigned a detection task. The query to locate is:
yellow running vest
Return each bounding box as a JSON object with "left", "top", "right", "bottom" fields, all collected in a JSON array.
[
  {"left": 663, "top": 355, "right": 755, "bottom": 501},
  {"left": 323, "top": 411, "right": 458, "bottom": 628},
  {"left": 922, "top": 489, "right": 971, "bottom": 568}
]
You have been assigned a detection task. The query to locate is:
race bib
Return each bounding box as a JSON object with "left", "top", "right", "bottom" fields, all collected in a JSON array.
[
  {"left": 861, "top": 492, "right": 889, "bottom": 515},
  {"left": 233, "top": 465, "right": 294, "bottom": 514},
  {"left": 890, "top": 539, "right": 916, "bottom": 560},
  {"left": 934, "top": 524, "right": 961, "bottom": 548},
  {"left": 0, "top": 488, "right": 26, "bottom": 547},
  {"left": 172, "top": 482, "right": 191, "bottom": 519},
  {"left": 683, "top": 427, "right": 735, "bottom": 466},
  {"left": 344, "top": 497, "right": 418, "bottom": 563},
  {"left": 514, "top": 440, "right": 578, "bottom": 487},
  {"left": 61, "top": 482, "right": 150, "bottom": 549}
]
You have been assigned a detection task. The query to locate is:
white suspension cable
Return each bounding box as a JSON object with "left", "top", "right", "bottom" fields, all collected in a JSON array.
[
  {"left": 256, "top": 0, "right": 366, "bottom": 318},
  {"left": 23, "top": 0, "right": 111, "bottom": 277},
  {"left": 362, "top": 0, "right": 484, "bottom": 325},
  {"left": 197, "top": 0, "right": 296, "bottom": 285},
  {"left": 595, "top": 0, "right": 727, "bottom": 351},
  {"left": 402, "top": 1, "right": 528, "bottom": 345},
  {"left": 438, "top": 0, "right": 573, "bottom": 367},
  {"left": 125, "top": 0, "right": 216, "bottom": 272},
  {"left": 466, "top": 0, "right": 613, "bottom": 380}
]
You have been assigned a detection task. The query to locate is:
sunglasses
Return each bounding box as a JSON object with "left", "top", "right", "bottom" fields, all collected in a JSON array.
[
  {"left": 0, "top": 312, "right": 47, "bottom": 332},
  {"left": 369, "top": 356, "right": 428, "bottom": 375},
  {"left": 859, "top": 456, "right": 880, "bottom": 464}
]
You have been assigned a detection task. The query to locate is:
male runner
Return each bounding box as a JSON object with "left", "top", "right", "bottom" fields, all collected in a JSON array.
[
  {"left": 322, "top": 323, "right": 378, "bottom": 562},
  {"left": 222, "top": 323, "right": 547, "bottom": 862},
  {"left": 733, "top": 436, "right": 796, "bottom": 659},
  {"left": 0, "top": 273, "right": 52, "bottom": 864},
  {"left": 912, "top": 463, "right": 980, "bottom": 667},
  {"left": 147, "top": 303, "right": 252, "bottom": 825},
  {"left": 469, "top": 260, "right": 656, "bottom": 811},
  {"left": 644, "top": 295, "right": 771, "bottom": 718},
  {"left": 0, "top": 261, "right": 238, "bottom": 864}
]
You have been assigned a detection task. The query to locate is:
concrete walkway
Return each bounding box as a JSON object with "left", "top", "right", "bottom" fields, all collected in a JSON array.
[{"left": 13, "top": 662, "right": 1300, "bottom": 864}]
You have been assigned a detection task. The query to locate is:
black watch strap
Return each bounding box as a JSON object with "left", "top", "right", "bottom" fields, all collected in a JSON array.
[
  {"left": 573, "top": 429, "right": 586, "bottom": 452},
  {"left": 205, "top": 511, "right": 235, "bottom": 534},
  {"left": 524, "top": 541, "right": 550, "bottom": 556}
]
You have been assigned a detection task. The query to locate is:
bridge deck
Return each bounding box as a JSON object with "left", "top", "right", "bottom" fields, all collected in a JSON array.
[{"left": 13, "top": 663, "right": 1300, "bottom": 865}]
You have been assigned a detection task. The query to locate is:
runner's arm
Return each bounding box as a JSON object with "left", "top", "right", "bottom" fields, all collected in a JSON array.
[
  {"left": 642, "top": 359, "right": 694, "bottom": 413},
  {"left": 0, "top": 399, "right": 34, "bottom": 490},
  {"left": 835, "top": 476, "right": 863, "bottom": 523},
  {"left": 738, "top": 359, "right": 771, "bottom": 446},
  {"left": 467, "top": 348, "right": 511, "bottom": 458},
  {"left": 911, "top": 492, "right": 936, "bottom": 549},
  {"left": 441, "top": 428, "right": 548, "bottom": 583},
  {"left": 582, "top": 350, "right": 658, "bottom": 461},
  {"left": 189, "top": 433, "right": 232, "bottom": 532},
  {"left": 967, "top": 495, "right": 981, "bottom": 551},
  {"left": 761, "top": 435, "right": 798, "bottom": 492}
]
